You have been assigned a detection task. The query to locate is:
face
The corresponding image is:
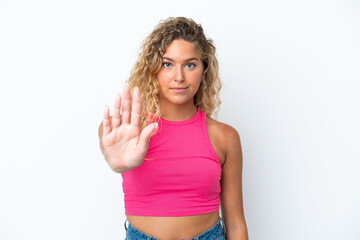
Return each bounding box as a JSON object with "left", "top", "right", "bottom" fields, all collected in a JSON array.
[{"left": 156, "top": 39, "right": 204, "bottom": 109}]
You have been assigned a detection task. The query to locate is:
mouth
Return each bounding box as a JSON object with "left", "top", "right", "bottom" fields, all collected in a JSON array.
[{"left": 170, "top": 87, "right": 188, "bottom": 92}]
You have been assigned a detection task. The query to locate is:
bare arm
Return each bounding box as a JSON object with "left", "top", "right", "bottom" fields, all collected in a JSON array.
[{"left": 220, "top": 125, "right": 248, "bottom": 240}]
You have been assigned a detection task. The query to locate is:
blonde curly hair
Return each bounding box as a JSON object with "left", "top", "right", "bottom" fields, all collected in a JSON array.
[{"left": 127, "top": 17, "right": 222, "bottom": 129}]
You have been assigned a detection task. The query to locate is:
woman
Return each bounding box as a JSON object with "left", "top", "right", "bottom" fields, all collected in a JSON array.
[{"left": 98, "top": 17, "right": 248, "bottom": 240}]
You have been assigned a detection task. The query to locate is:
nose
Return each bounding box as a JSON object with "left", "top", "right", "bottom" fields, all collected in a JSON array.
[{"left": 175, "top": 65, "right": 185, "bottom": 82}]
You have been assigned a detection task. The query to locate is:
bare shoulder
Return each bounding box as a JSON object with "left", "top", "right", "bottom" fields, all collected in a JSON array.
[
  {"left": 206, "top": 117, "right": 240, "bottom": 145},
  {"left": 207, "top": 117, "right": 239, "bottom": 137},
  {"left": 206, "top": 117, "right": 241, "bottom": 166}
]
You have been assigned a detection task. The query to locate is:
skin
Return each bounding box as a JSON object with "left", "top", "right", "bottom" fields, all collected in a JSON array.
[{"left": 98, "top": 39, "right": 248, "bottom": 239}]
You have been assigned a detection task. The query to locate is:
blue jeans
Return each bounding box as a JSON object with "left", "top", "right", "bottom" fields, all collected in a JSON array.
[{"left": 124, "top": 216, "right": 226, "bottom": 240}]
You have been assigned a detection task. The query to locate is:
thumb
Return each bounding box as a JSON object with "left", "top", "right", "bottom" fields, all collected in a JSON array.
[{"left": 138, "top": 122, "right": 158, "bottom": 149}]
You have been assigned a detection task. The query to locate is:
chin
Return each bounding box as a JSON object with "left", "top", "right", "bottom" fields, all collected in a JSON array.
[
  {"left": 170, "top": 100, "right": 192, "bottom": 105},
  {"left": 162, "top": 97, "right": 194, "bottom": 106}
]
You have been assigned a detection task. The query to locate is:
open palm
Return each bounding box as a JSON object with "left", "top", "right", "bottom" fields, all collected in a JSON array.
[{"left": 100, "top": 85, "right": 157, "bottom": 173}]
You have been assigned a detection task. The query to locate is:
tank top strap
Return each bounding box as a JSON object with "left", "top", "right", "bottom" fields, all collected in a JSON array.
[{"left": 199, "top": 109, "right": 221, "bottom": 164}]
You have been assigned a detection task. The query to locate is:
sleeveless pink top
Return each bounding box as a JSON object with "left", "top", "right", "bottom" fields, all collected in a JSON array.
[{"left": 121, "top": 108, "right": 222, "bottom": 216}]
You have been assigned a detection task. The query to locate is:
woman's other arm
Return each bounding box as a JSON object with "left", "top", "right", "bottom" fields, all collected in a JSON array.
[{"left": 219, "top": 124, "right": 248, "bottom": 240}]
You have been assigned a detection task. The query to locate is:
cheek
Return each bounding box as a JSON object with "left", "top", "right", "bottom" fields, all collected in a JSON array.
[
  {"left": 156, "top": 72, "right": 166, "bottom": 89},
  {"left": 193, "top": 71, "right": 203, "bottom": 86}
]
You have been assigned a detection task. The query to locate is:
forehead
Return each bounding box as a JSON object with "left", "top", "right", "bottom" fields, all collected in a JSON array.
[{"left": 163, "top": 39, "right": 201, "bottom": 59}]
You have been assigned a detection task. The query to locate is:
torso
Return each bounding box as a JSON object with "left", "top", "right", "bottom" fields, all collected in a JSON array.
[
  {"left": 126, "top": 117, "right": 227, "bottom": 240},
  {"left": 126, "top": 211, "right": 220, "bottom": 240}
]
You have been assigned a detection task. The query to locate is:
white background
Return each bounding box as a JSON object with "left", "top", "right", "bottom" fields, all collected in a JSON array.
[{"left": 1, "top": 0, "right": 359, "bottom": 239}]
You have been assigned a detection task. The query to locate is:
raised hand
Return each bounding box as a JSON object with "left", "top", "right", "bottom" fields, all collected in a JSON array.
[{"left": 99, "top": 85, "right": 157, "bottom": 173}]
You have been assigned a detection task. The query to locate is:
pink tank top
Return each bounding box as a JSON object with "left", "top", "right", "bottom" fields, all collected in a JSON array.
[{"left": 121, "top": 108, "right": 222, "bottom": 216}]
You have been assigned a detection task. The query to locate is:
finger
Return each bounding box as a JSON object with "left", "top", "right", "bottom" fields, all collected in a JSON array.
[
  {"left": 138, "top": 122, "right": 158, "bottom": 150},
  {"left": 121, "top": 84, "right": 131, "bottom": 124},
  {"left": 103, "top": 105, "right": 112, "bottom": 135},
  {"left": 130, "top": 87, "right": 141, "bottom": 127},
  {"left": 112, "top": 94, "right": 122, "bottom": 129}
]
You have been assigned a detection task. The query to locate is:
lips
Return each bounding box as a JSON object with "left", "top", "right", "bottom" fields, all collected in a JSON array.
[
  {"left": 170, "top": 87, "right": 188, "bottom": 90},
  {"left": 170, "top": 87, "right": 188, "bottom": 93}
]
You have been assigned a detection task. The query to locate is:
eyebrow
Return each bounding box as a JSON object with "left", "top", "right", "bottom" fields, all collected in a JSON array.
[{"left": 162, "top": 57, "right": 200, "bottom": 62}]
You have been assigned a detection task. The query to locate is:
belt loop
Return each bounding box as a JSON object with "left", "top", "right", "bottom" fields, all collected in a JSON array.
[
  {"left": 219, "top": 216, "right": 226, "bottom": 235},
  {"left": 124, "top": 219, "right": 128, "bottom": 231}
]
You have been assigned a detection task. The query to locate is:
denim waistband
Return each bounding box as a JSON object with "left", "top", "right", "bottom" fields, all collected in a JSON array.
[{"left": 124, "top": 216, "right": 226, "bottom": 240}]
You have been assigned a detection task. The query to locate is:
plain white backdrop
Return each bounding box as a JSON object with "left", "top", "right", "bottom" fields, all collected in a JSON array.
[{"left": 0, "top": 0, "right": 359, "bottom": 239}]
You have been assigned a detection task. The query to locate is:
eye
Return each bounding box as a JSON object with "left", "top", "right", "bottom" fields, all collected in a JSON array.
[
  {"left": 163, "top": 62, "right": 172, "bottom": 68},
  {"left": 185, "top": 63, "right": 196, "bottom": 68}
]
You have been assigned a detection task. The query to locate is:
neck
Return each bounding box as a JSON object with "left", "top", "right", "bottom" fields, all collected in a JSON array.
[{"left": 160, "top": 102, "right": 197, "bottom": 121}]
